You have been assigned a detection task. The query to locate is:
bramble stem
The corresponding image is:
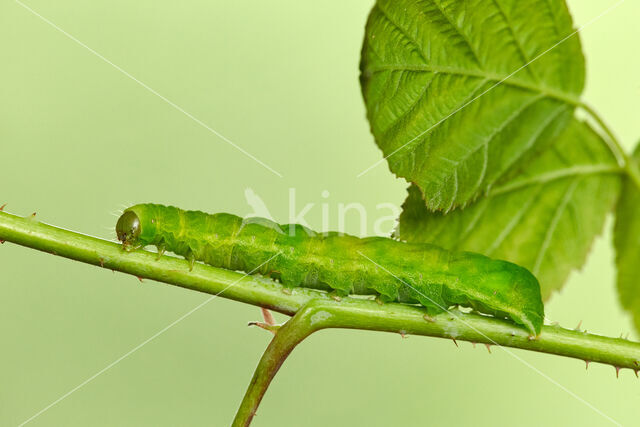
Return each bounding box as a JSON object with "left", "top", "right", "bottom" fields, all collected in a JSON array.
[
  {"left": 233, "top": 299, "right": 640, "bottom": 425},
  {"left": 580, "top": 102, "right": 640, "bottom": 189},
  {"left": 232, "top": 302, "right": 320, "bottom": 427},
  {"left": 2, "top": 211, "right": 640, "bottom": 425},
  {"left": 0, "top": 210, "right": 324, "bottom": 315}
]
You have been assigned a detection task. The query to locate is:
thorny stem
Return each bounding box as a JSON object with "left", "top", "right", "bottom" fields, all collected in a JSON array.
[
  {"left": 232, "top": 300, "right": 640, "bottom": 425},
  {"left": 233, "top": 304, "right": 319, "bottom": 427},
  {"left": 2, "top": 211, "right": 640, "bottom": 425},
  {"left": 580, "top": 102, "right": 640, "bottom": 189}
]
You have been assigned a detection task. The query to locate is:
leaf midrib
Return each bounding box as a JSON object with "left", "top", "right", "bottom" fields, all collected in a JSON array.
[
  {"left": 362, "top": 64, "right": 581, "bottom": 106},
  {"left": 490, "top": 164, "right": 622, "bottom": 197}
]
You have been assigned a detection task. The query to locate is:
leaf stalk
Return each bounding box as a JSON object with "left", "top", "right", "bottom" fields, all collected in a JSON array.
[{"left": 580, "top": 102, "right": 640, "bottom": 189}]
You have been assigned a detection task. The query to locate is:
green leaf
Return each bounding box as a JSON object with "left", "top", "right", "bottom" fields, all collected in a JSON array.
[
  {"left": 614, "top": 143, "right": 640, "bottom": 332},
  {"left": 360, "top": 0, "right": 585, "bottom": 211},
  {"left": 396, "top": 119, "right": 621, "bottom": 299}
]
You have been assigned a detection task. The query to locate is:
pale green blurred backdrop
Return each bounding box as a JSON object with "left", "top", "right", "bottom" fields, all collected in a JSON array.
[{"left": 1, "top": 1, "right": 639, "bottom": 426}]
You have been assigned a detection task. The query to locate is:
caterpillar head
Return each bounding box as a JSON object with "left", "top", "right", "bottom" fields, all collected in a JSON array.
[{"left": 116, "top": 210, "right": 141, "bottom": 250}]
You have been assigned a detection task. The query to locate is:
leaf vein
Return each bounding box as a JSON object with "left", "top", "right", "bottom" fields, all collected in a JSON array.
[
  {"left": 485, "top": 186, "right": 542, "bottom": 256},
  {"left": 380, "top": 72, "right": 438, "bottom": 135},
  {"left": 382, "top": 76, "right": 491, "bottom": 165},
  {"left": 363, "top": 64, "right": 580, "bottom": 105},
  {"left": 491, "top": 164, "right": 621, "bottom": 196},
  {"left": 532, "top": 179, "right": 580, "bottom": 275},
  {"left": 451, "top": 199, "right": 491, "bottom": 250},
  {"left": 489, "top": 0, "right": 540, "bottom": 82},
  {"left": 375, "top": 3, "right": 430, "bottom": 63},
  {"left": 429, "top": 0, "right": 483, "bottom": 67},
  {"left": 433, "top": 93, "right": 545, "bottom": 197}
]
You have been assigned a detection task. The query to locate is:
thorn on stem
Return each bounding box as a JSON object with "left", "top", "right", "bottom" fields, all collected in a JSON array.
[
  {"left": 574, "top": 320, "right": 582, "bottom": 331},
  {"left": 0, "top": 240, "right": 4, "bottom": 244},
  {"left": 261, "top": 308, "right": 276, "bottom": 326},
  {"left": 0, "top": 203, "right": 6, "bottom": 211},
  {"left": 471, "top": 342, "right": 476, "bottom": 348},
  {"left": 248, "top": 321, "right": 279, "bottom": 335},
  {"left": 137, "top": 276, "right": 144, "bottom": 283},
  {"left": 634, "top": 369, "right": 639, "bottom": 378},
  {"left": 30, "top": 212, "right": 37, "bottom": 218},
  {"left": 399, "top": 331, "right": 408, "bottom": 339},
  {"left": 423, "top": 314, "right": 436, "bottom": 323},
  {"left": 485, "top": 343, "right": 492, "bottom": 354},
  {"left": 585, "top": 360, "right": 590, "bottom": 370},
  {"left": 615, "top": 366, "right": 621, "bottom": 378},
  {"left": 99, "top": 258, "right": 105, "bottom": 268},
  {"left": 452, "top": 338, "right": 458, "bottom": 347}
]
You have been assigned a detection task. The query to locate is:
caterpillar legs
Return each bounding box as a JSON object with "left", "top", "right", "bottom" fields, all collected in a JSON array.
[
  {"left": 156, "top": 243, "right": 166, "bottom": 260},
  {"left": 185, "top": 250, "right": 196, "bottom": 271}
]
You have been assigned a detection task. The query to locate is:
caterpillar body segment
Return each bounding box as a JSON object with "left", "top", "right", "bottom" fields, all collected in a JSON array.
[{"left": 116, "top": 204, "right": 544, "bottom": 335}]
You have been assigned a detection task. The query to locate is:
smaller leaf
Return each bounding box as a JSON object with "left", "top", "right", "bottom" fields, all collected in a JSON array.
[
  {"left": 396, "top": 119, "right": 621, "bottom": 299},
  {"left": 614, "top": 143, "right": 640, "bottom": 332}
]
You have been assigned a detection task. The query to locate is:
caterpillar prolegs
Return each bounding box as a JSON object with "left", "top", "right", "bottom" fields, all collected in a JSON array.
[{"left": 116, "top": 204, "right": 544, "bottom": 335}]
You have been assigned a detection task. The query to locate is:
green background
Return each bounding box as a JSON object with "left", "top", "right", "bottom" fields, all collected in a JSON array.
[{"left": 1, "top": 1, "right": 639, "bottom": 425}]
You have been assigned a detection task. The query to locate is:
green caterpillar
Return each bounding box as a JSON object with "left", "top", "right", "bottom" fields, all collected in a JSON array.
[{"left": 116, "top": 204, "right": 544, "bottom": 335}]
